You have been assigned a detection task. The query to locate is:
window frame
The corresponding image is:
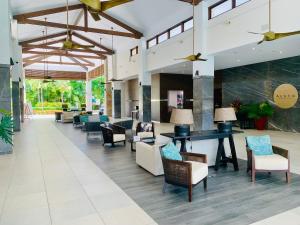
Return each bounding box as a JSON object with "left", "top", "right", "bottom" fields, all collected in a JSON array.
[
  {"left": 130, "top": 46, "right": 139, "bottom": 57},
  {"left": 208, "top": 0, "right": 251, "bottom": 20},
  {"left": 146, "top": 17, "right": 193, "bottom": 49}
]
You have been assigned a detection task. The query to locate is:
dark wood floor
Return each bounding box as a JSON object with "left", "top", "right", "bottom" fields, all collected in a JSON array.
[{"left": 56, "top": 122, "right": 300, "bottom": 225}]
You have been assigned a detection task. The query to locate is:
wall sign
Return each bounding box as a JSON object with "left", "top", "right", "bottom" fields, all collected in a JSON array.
[{"left": 273, "top": 84, "right": 298, "bottom": 109}]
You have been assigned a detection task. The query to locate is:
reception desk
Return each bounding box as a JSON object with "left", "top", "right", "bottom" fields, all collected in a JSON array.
[{"left": 160, "top": 130, "right": 242, "bottom": 171}]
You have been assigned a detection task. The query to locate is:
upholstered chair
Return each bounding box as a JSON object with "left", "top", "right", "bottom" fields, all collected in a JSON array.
[
  {"left": 101, "top": 124, "right": 126, "bottom": 147},
  {"left": 246, "top": 135, "right": 290, "bottom": 183},
  {"left": 160, "top": 143, "right": 208, "bottom": 202}
]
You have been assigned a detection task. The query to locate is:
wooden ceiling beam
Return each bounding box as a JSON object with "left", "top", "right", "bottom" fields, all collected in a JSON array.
[
  {"left": 22, "top": 50, "right": 105, "bottom": 59},
  {"left": 22, "top": 45, "right": 109, "bottom": 56},
  {"left": 19, "top": 18, "right": 138, "bottom": 38},
  {"left": 72, "top": 32, "right": 114, "bottom": 54},
  {"left": 19, "top": 31, "right": 67, "bottom": 45},
  {"left": 13, "top": 4, "right": 83, "bottom": 21},
  {"left": 68, "top": 57, "right": 88, "bottom": 71},
  {"left": 25, "top": 69, "right": 86, "bottom": 80},
  {"left": 23, "top": 60, "right": 92, "bottom": 67},
  {"left": 99, "top": 12, "right": 143, "bottom": 38},
  {"left": 75, "top": 57, "right": 95, "bottom": 66},
  {"left": 178, "top": 0, "right": 202, "bottom": 5}
]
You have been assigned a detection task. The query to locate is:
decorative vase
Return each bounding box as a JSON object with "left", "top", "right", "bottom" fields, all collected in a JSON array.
[{"left": 255, "top": 117, "right": 268, "bottom": 130}]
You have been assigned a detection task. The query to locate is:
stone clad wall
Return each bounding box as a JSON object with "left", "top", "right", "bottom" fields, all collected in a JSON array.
[{"left": 219, "top": 56, "right": 300, "bottom": 132}]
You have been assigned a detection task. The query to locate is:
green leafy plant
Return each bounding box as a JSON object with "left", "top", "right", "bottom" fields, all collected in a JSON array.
[
  {"left": 240, "top": 102, "right": 274, "bottom": 120},
  {"left": 0, "top": 109, "right": 14, "bottom": 146}
]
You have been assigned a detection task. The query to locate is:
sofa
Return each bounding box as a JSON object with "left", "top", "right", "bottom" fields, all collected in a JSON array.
[
  {"left": 61, "top": 112, "right": 74, "bottom": 123},
  {"left": 136, "top": 135, "right": 170, "bottom": 176}
]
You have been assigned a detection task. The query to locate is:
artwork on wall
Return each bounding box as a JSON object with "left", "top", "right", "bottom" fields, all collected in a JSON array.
[
  {"left": 273, "top": 84, "right": 298, "bottom": 109},
  {"left": 168, "top": 90, "right": 184, "bottom": 112}
]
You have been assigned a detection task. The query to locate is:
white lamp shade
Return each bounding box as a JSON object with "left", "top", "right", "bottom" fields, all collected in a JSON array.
[
  {"left": 170, "top": 109, "right": 194, "bottom": 125},
  {"left": 214, "top": 107, "right": 237, "bottom": 122}
]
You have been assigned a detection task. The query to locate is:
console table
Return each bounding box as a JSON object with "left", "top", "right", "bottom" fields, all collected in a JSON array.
[{"left": 160, "top": 130, "right": 242, "bottom": 171}]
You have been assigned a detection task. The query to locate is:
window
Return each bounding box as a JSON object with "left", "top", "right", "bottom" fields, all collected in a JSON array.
[
  {"left": 183, "top": 19, "right": 193, "bottom": 31},
  {"left": 209, "top": 0, "right": 251, "bottom": 19},
  {"left": 130, "top": 46, "right": 138, "bottom": 56},
  {"left": 170, "top": 25, "right": 181, "bottom": 37},
  {"left": 236, "top": 0, "right": 250, "bottom": 6},
  {"left": 158, "top": 32, "right": 168, "bottom": 43},
  {"left": 147, "top": 38, "right": 157, "bottom": 48},
  {"left": 146, "top": 17, "right": 193, "bottom": 49},
  {"left": 210, "top": 0, "right": 232, "bottom": 18}
]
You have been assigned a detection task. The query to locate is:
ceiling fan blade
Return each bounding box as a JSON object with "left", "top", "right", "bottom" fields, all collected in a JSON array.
[
  {"left": 257, "top": 39, "right": 265, "bottom": 45},
  {"left": 275, "top": 31, "right": 300, "bottom": 39},
  {"left": 73, "top": 44, "right": 95, "bottom": 50},
  {"left": 89, "top": 9, "right": 101, "bottom": 21},
  {"left": 101, "top": 0, "right": 133, "bottom": 11},
  {"left": 248, "top": 31, "right": 263, "bottom": 35},
  {"left": 80, "top": 0, "right": 101, "bottom": 11}
]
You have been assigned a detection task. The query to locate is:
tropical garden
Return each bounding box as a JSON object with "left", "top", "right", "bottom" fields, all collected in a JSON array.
[{"left": 25, "top": 76, "right": 106, "bottom": 114}]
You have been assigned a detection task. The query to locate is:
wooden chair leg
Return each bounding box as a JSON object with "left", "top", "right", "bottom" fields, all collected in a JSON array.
[
  {"left": 203, "top": 177, "right": 207, "bottom": 191},
  {"left": 252, "top": 169, "right": 256, "bottom": 183},
  {"left": 188, "top": 185, "right": 192, "bottom": 202},
  {"left": 286, "top": 171, "right": 291, "bottom": 184}
]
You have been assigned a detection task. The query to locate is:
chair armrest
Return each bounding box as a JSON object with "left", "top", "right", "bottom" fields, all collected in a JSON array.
[
  {"left": 112, "top": 125, "right": 126, "bottom": 134},
  {"left": 180, "top": 152, "right": 207, "bottom": 163},
  {"left": 273, "top": 145, "right": 289, "bottom": 159},
  {"left": 162, "top": 158, "right": 191, "bottom": 185}
]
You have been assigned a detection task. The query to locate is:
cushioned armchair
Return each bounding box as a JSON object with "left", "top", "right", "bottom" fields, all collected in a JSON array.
[
  {"left": 86, "top": 122, "right": 102, "bottom": 140},
  {"left": 160, "top": 145, "right": 208, "bottom": 202},
  {"left": 246, "top": 136, "right": 290, "bottom": 183},
  {"left": 136, "top": 122, "right": 155, "bottom": 139},
  {"left": 101, "top": 124, "right": 126, "bottom": 147}
]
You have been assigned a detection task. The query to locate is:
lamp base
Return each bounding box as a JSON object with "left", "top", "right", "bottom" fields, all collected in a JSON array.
[
  {"left": 174, "top": 125, "right": 190, "bottom": 137},
  {"left": 217, "top": 122, "right": 232, "bottom": 133}
]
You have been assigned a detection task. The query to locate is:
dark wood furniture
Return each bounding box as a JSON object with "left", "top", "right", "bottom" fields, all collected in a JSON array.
[
  {"left": 160, "top": 130, "right": 242, "bottom": 171},
  {"left": 55, "top": 111, "right": 62, "bottom": 121},
  {"left": 160, "top": 149, "right": 208, "bottom": 202},
  {"left": 128, "top": 137, "right": 155, "bottom": 152},
  {"left": 73, "top": 115, "right": 81, "bottom": 127},
  {"left": 246, "top": 145, "right": 291, "bottom": 183},
  {"left": 86, "top": 122, "right": 102, "bottom": 140},
  {"left": 100, "top": 124, "right": 126, "bottom": 147}
]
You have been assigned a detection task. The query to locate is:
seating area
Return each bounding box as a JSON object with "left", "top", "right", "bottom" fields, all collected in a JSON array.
[{"left": 1, "top": 0, "right": 300, "bottom": 224}]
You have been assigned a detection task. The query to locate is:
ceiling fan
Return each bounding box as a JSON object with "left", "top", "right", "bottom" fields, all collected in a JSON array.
[
  {"left": 62, "top": 0, "right": 95, "bottom": 50},
  {"left": 175, "top": 0, "right": 207, "bottom": 62},
  {"left": 249, "top": 0, "right": 300, "bottom": 44},
  {"left": 80, "top": 0, "right": 134, "bottom": 21}
]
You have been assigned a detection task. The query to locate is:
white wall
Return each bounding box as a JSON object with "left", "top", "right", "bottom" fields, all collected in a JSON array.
[
  {"left": 115, "top": 0, "right": 300, "bottom": 80},
  {"left": 0, "top": 0, "right": 12, "bottom": 65}
]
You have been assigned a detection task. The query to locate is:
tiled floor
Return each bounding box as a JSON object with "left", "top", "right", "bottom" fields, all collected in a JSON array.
[
  {"left": 0, "top": 117, "right": 300, "bottom": 225},
  {"left": 0, "top": 117, "right": 157, "bottom": 225}
]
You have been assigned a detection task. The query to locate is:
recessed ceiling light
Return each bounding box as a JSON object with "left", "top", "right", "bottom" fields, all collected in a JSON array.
[
  {"left": 279, "top": 51, "right": 283, "bottom": 54},
  {"left": 237, "top": 59, "right": 241, "bottom": 62},
  {"left": 252, "top": 47, "right": 256, "bottom": 51}
]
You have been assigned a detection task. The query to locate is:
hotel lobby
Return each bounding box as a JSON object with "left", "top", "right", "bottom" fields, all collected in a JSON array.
[{"left": 1, "top": 0, "right": 300, "bottom": 225}]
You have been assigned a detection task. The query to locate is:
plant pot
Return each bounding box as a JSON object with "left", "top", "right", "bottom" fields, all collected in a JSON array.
[{"left": 255, "top": 117, "right": 268, "bottom": 130}]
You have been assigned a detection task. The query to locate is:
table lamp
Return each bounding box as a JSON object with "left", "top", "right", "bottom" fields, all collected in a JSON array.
[
  {"left": 170, "top": 109, "right": 194, "bottom": 137},
  {"left": 214, "top": 107, "right": 237, "bottom": 133}
]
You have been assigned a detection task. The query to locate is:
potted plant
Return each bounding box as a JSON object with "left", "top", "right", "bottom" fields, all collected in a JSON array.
[
  {"left": 0, "top": 109, "right": 14, "bottom": 146},
  {"left": 241, "top": 102, "right": 274, "bottom": 130}
]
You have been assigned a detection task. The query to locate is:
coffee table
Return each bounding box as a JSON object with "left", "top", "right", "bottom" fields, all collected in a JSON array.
[{"left": 128, "top": 137, "right": 155, "bottom": 152}]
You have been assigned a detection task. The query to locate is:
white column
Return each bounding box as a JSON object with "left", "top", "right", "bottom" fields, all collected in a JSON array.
[
  {"left": 138, "top": 37, "right": 152, "bottom": 122},
  {"left": 0, "top": 0, "right": 11, "bottom": 65},
  {"left": 86, "top": 77, "right": 93, "bottom": 111}
]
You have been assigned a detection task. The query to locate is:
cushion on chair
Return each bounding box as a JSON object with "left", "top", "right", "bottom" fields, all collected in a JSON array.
[
  {"left": 140, "top": 122, "right": 153, "bottom": 132},
  {"left": 186, "top": 161, "right": 208, "bottom": 184},
  {"left": 100, "top": 115, "right": 109, "bottom": 122},
  {"left": 161, "top": 142, "right": 182, "bottom": 161},
  {"left": 254, "top": 154, "right": 288, "bottom": 170},
  {"left": 80, "top": 115, "right": 89, "bottom": 123},
  {"left": 113, "top": 134, "right": 126, "bottom": 142},
  {"left": 137, "top": 132, "right": 154, "bottom": 138},
  {"left": 246, "top": 135, "right": 273, "bottom": 156},
  {"left": 88, "top": 115, "right": 100, "bottom": 122}
]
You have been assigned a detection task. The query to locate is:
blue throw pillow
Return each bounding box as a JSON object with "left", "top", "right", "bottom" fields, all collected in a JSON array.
[
  {"left": 161, "top": 142, "right": 182, "bottom": 161},
  {"left": 246, "top": 135, "right": 273, "bottom": 156}
]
